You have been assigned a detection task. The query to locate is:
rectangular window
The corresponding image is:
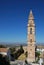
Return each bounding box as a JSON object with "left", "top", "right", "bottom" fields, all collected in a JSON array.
[
  {"left": 30, "top": 28, "right": 32, "bottom": 34},
  {"left": 30, "top": 39, "right": 32, "bottom": 43}
]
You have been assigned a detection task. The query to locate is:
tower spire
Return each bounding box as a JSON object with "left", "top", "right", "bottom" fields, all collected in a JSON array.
[
  {"left": 28, "top": 10, "right": 35, "bottom": 25},
  {"left": 28, "top": 10, "right": 34, "bottom": 20}
]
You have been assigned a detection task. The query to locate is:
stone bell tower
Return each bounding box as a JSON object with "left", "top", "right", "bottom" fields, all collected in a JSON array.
[{"left": 27, "top": 10, "right": 35, "bottom": 62}]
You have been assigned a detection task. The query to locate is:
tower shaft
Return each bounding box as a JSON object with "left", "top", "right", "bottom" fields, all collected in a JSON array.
[{"left": 27, "top": 10, "right": 35, "bottom": 62}]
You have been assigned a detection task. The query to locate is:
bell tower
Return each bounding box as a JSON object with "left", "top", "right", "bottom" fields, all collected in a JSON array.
[{"left": 27, "top": 10, "right": 35, "bottom": 62}]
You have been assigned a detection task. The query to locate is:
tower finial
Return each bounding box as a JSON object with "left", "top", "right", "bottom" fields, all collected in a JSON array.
[{"left": 30, "top": 10, "right": 32, "bottom": 14}]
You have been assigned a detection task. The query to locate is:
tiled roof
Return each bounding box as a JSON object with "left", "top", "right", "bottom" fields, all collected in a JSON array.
[{"left": 0, "top": 48, "right": 8, "bottom": 52}]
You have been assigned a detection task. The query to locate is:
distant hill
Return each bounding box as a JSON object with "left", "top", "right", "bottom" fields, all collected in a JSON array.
[{"left": 0, "top": 42, "right": 44, "bottom": 48}]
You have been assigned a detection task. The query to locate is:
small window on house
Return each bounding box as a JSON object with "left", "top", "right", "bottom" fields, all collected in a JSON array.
[{"left": 30, "top": 28, "right": 32, "bottom": 34}]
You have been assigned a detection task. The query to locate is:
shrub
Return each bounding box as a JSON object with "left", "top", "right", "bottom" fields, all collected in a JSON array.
[{"left": 0, "top": 54, "right": 10, "bottom": 65}]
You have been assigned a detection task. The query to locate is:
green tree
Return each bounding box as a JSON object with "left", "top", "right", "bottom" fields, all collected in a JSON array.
[
  {"left": 9, "top": 47, "right": 16, "bottom": 53},
  {"left": 0, "top": 54, "right": 10, "bottom": 65},
  {"left": 35, "top": 45, "right": 40, "bottom": 62},
  {"left": 25, "top": 51, "right": 28, "bottom": 57},
  {"left": 20, "top": 45, "right": 23, "bottom": 50},
  {"left": 0, "top": 45, "right": 6, "bottom": 48},
  {"left": 35, "top": 51, "right": 40, "bottom": 58}
]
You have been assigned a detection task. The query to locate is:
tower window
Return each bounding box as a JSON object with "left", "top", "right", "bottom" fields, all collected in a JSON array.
[
  {"left": 30, "top": 39, "right": 32, "bottom": 43},
  {"left": 30, "top": 28, "right": 32, "bottom": 34},
  {"left": 30, "top": 49, "right": 32, "bottom": 51}
]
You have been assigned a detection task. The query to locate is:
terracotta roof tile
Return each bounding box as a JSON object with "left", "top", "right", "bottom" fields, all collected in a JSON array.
[{"left": 0, "top": 48, "right": 8, "bottom": 52}]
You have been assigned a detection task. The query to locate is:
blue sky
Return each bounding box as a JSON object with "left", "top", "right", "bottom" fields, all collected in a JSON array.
[{"left": 0, "top": 0, "right": 44, "bottom": 44}]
